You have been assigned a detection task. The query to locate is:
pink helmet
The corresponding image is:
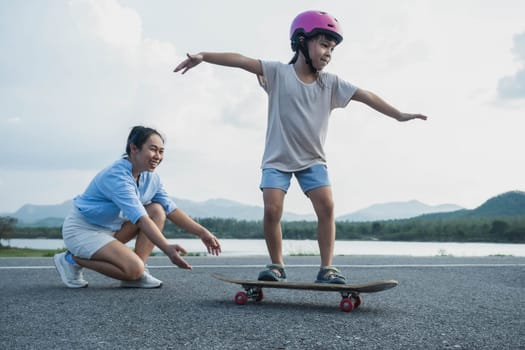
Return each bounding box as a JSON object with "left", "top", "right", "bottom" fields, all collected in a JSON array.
[{"left": 289, "top": 10, "right": 343, "bottom": 50}]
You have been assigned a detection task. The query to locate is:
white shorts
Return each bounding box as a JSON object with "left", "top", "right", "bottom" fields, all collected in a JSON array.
[{"left": 62, "top": 209, "right": 116, "bottom": 259}]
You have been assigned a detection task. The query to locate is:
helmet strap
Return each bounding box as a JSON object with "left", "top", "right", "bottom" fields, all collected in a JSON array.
[{"left": 299, "top": 37, "right": 318, "bottom": 73}]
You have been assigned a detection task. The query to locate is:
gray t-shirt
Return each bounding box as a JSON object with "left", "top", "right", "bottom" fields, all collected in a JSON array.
[{"left": 259, "top": 61, "right": 357, "bottom": 172}]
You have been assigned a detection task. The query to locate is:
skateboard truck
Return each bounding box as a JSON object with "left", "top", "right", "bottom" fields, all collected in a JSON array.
[
  {"left": 235, "top": 285, "right": 264, "bottom": 305},
  {"left": 339, "top": 291, "right": 363, "bottom": 312}
]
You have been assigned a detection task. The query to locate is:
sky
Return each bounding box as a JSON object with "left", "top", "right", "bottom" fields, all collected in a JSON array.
[{"left": 1, "top": 0, "right": 524, "bottom": 216}]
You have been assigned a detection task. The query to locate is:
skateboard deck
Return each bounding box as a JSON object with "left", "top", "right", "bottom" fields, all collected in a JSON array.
[{"left": 212, "top": 273, "right": 398, "bottom": 312}]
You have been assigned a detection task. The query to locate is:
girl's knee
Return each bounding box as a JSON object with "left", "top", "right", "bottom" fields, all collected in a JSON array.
[
  {"left": 264, "top": 203, "right": 283, "bottom": 223},
  {"left": 315, "top": 198, "right": 334, "bottom": 220}
]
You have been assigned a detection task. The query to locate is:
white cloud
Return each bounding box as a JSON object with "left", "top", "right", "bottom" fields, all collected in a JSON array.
[
  {"left": 1, "top": 0, "right": 524, "bottom": 215},
  {"left": 69, "top": 0, "right": 142, "bottom": 51},
  {"left": 4, "top": 117, "right": 21, "bottom": 125},
  {"left": 498, "top": 32, "right": 525, "bottom": 99},
  {"left": 0, "top": 0, "right": 183, "bottom": 171}
]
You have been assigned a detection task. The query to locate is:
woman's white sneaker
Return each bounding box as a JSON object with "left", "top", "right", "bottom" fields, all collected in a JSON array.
[
  {"left": 120, "top": 270, "right": 163, "bottom": 288},
  {"left": 54, "top": 252, "right": 88, "bottom": 288}
]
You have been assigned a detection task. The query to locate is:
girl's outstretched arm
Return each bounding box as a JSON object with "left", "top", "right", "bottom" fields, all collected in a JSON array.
[
  {"left": 174, "top": 52, "right": 263, "bottom": 76},
  {"left": 352, "top": 88, "right": 428, "bottom": 122}
]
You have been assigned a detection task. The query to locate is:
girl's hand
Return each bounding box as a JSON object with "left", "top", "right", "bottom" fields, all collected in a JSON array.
[
  {"left": 174, "top": 53, "right": 203, "bottom": 74},
  {"left": 166, "top": 244, "right": 192, "bottom": 269},
  {"left": 399, "top": 113, "right": 428, "bottom": 122}
]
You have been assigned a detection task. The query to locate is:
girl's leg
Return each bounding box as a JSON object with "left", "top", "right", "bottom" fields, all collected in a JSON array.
[
  {"left": 307, "top": 186, "right": 335, "bottom": 267},
  {"left": 262, "top": 188, "right": 286, "bottom": 266}
]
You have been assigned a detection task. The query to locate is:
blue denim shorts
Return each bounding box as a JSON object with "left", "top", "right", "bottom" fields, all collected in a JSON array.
[{"left": 260, "top": 164, "right": 331, "bottom": 193}]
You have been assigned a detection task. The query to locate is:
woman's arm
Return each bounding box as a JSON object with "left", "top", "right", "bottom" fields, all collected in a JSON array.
[
  {"left": 167, "top": 209, "right": 222, "bottom": 256},
  {"left": 137, "top": 215, "right": 192, "bottom": 269}
]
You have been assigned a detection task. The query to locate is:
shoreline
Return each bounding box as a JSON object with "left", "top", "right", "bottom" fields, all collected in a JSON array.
[{"left": 4, "top": 238, "right": 525, "bottom": 257}]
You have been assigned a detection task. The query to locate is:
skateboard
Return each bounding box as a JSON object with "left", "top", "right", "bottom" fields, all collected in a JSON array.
[{"left": 212, "top": 273, "right": 398, "bottom": 312}]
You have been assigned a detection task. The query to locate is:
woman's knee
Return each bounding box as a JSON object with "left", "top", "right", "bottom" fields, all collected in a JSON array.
[
  {"left": 121, "top": 258, "right": 145, "bottom": 280},
  {"left": 91, "top": 241, "right": 145, "bottom": 280},
  {"left": 146, "top": 202, "right": 166, "bottom": 222},
  {"left": 115, "top": 221, "right": 140, "bottom": 243},
  {"left": 114, "top": 248, "right": 144, "bottom": 280}
]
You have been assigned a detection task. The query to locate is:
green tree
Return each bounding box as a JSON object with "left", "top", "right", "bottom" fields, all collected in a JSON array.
[
  {"left": 0, "top": 216, "right": 18, "bottom": 247},
  {"left": 371, "top": 222, "right": 382, "bottom": 236},
  {"left": 490, "top": 220, "right": 509, "bottom": 238}
]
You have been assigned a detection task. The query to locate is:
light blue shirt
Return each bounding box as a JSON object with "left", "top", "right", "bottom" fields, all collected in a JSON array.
[{"left": 74, "top": 158, "right": 177, "bottom": 230}]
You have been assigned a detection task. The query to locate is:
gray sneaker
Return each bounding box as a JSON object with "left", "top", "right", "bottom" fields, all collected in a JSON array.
[
  {"left": 120, "top": 269, "right": 163, "bottom": 288},
  {"left": 54, "top": 252, "right": 88, "bottom": 288},
  {"left": 258, "top": 264, "right": 287, "bottom": 282},
  {"left": 315, "top": 266, "right": 347, "bottom": 284}
]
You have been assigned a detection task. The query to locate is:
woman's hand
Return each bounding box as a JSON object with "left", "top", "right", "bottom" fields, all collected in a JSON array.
[
  {"left": 165, "top": 244, "right": 192, "bottom": 269},
  {"left": 200, "top": 231, "right": 222, "bottom": 256}
]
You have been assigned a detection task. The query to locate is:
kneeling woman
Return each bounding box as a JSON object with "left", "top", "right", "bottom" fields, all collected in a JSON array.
[{"left": 54, "top": 126, "right": 221, "bottom": 288}]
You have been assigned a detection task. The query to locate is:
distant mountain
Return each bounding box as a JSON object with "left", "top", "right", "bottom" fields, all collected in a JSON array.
[
  {"left": 420, "top": 191, "right": 525, "bottom": 220},
  {"left": 336, "top": 200, "right": 462, "bottom": 222},
  {"left": 471, "top": 191, "right": 525, "bottom": 216},
  {"left": 13, "top": 201, "right": 73, "bottom": 224},
  {"left": 6, "top": 190, "right": 523, "bottom": 226},
  {"left": 24, "top": 217, "right": 66, "bottom": 228},
  {"left": 174, "top": 198, "right": 261, "bottom": 220},
  {"left": 9, "top": 198, "right": 314, "bottom": 225},
  {"left": 173, "top": 198, "right": 314, "bottom": 221}
]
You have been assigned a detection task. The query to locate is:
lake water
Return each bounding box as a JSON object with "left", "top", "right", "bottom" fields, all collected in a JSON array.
[{"left": 2, "top": 238, "right": 524, "bottom": 257}]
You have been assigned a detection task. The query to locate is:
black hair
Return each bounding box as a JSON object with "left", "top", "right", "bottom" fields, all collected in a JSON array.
[
  {"left": 124, "top": 126, "right": 164, "bottom": 157},
  {"left": 289, "top": 33, "right": 339, "bottom": 66},
  {"left": 289, "top": 33, "right": 336, "bottom": 88}
]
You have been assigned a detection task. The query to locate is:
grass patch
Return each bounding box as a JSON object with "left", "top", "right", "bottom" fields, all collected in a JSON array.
[
  {"left": 0, "top": 246, "right": 66, "bottom": 257},
  {"left": 181, "top": 252, "right": 208, "bottom": 257},
  {"left": 288, "top": 251, "right": 319, "bottom": 257},
  {"left": 489, "top": 254, "right": 514, "bottom": 257},
  {"left": 436, "top": 249, "right": 453, "bottom": 257},
  {"left": 142, "top": 251, "right": 208, "bottom": 257}
]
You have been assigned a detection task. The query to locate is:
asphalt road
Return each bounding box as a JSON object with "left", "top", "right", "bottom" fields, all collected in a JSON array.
[{"left": 1, "top": 255, "right": 524, "bottom": 349}]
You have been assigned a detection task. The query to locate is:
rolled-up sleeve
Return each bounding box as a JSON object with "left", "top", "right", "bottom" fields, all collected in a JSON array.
[{"left": 152, "top": 183, "right": 178, "bottom": 215}]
